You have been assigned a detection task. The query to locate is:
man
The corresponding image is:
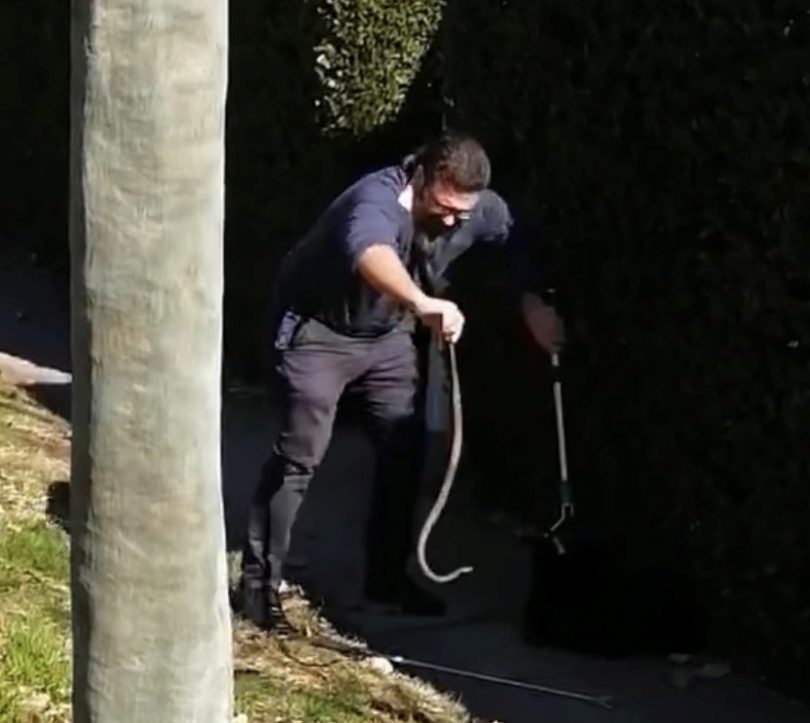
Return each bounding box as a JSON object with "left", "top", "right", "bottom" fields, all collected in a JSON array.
[{"left": 240, "top": 132, "right": 562, "bottom": 630}]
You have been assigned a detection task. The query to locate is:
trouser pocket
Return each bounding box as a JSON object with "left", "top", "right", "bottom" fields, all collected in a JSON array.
[{"left": 273, "top": 310, "right": 305, "bottom": 351}]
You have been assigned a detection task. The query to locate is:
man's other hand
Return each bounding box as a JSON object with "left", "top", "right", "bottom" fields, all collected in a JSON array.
[{"left": 521, "top": 292, "right": 565, "bottom": 355}]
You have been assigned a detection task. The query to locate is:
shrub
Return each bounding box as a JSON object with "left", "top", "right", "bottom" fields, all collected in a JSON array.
[
  {"left": 313, "top": 0, "right": 445, "bottom": 137},
  {"left": 441, "top": 0, "right": 810, "bottom": 689}
]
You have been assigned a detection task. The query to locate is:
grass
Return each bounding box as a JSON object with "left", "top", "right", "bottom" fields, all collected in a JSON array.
[
  {"left": 0, "top": 375, "right": 477, "bottom": 723},
  {"left": 0, "top": 376, "right": 72, "bottom": 723},
  {"left": 236, "top": 673, "right": 369, "bottom": 722}
]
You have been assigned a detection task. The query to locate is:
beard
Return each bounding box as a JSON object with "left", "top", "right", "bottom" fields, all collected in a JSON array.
[{"left": 414, "top": 212, "right": 456, "bottom": 239}]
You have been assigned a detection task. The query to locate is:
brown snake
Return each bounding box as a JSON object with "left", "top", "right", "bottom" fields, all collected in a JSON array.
[{"left": 416, "top": 340, "right": 474, "bottom": 584}]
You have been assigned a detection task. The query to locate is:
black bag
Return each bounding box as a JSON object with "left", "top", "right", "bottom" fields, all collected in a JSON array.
[{"left": 521, "top": 329, "right": 707, "bottom": 659}]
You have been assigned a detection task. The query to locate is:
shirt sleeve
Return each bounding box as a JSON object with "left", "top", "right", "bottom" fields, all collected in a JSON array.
[
  {"left": 471, "top": 191, "right": 545, "bottom": 298},
  {"left": 341, "top": 202, "right": 403, "bottom": 270}
]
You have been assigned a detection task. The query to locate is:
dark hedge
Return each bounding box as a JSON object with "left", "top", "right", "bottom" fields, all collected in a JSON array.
[
  {"left": 440, "top": 0, "right": 810, "bottom": 688},
  {"left": 0, "top": 1, "right": 69, "bottom": 270}
]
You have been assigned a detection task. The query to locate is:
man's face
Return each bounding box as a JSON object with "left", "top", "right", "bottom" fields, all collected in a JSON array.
[{"left": 413, "top": 179, "right": 479, "bottom": 237}]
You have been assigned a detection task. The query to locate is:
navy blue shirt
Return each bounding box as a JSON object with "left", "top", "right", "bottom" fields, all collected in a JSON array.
[{"left": 273, "top": 165, "right": 541, "bottom": 338}]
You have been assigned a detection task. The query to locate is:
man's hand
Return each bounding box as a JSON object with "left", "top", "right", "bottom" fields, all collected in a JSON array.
[
  {"left": 355, "top": 244, "right": 465, "bottom": 343},
  {"left": 414, "top": 296, "right": 466, "bottom": 344},
  {"left": 521, "top": 292, "right": 565, "bottom": 354}
]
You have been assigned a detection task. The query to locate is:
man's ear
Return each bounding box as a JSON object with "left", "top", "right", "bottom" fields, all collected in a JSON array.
[{"left": 411, "top": 164, "right": 425, "bottom": 192}]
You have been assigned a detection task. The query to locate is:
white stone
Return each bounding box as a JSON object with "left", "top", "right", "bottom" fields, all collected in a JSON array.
[{"left": 367, "top": 656, "right": 395, "bottom": 675}]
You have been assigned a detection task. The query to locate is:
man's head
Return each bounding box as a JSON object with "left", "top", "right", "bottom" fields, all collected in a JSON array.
[{"left": 410, "top": 132, "right": 491, "bottom": 236}]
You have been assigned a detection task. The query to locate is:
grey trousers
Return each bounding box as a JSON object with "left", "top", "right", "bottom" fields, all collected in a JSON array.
[{"left": 242, "top": 315, "right": 424, "bottom": 591}]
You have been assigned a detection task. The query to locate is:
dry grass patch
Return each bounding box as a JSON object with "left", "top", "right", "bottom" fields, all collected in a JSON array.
[
  {"left": 232, "top": 590, "right": 474, "bottom": 723},
  {"left": 0, "top": 378, "right": 480, "bottom": 722}
]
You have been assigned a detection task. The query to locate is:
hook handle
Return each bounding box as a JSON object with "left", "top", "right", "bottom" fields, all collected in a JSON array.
[{"left": 543, "top": 290, "right": 575, "bottom": 552}]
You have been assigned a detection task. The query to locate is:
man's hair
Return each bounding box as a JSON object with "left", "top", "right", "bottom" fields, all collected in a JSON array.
[{"left": 413, "top": 132, "right": 491, "bottom": 193}]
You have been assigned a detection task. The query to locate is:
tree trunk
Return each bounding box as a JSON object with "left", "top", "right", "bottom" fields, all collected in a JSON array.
[{"left": 69, "top": 0, "right": 232, "bottom": 720}]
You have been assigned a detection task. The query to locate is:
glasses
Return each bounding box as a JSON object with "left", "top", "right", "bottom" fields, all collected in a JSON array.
[{"left": 423, "top": 186, "right": 474, "bottom": 222}]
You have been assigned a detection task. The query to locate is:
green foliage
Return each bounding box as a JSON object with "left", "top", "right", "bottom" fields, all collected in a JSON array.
[
  {"left": 0, "top": 521, "right": 71, "bottom": 721},
  {"left": 0, "top": 521, "right": 69, "bottom": 583},
  {"left": 1, "top": 617, "right": 69, "bottom": 703},
  {"left": 313, "top": 0, "right": 444, "bottom": 135},
  {"left": 236, "top": 674, "right": 368, "bottom": 723}
]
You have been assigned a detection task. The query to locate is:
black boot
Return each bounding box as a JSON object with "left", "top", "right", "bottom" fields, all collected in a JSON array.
[
  {"left": 237, "top": 578, "right": 294, "bottom": 635},
  {"left": 238, "top": 578, "right": 273, "bottom": 630},
  {"left": 365, "top": 574, "right": 447, "bottom": 616}
]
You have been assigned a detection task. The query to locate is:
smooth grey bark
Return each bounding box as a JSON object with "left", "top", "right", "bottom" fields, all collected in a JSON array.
[{"left": 69, "top": 0, "right": 232, "bottom": 720}]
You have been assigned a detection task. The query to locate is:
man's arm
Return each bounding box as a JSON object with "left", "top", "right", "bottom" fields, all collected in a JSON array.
[
  {"left": 356, "top": 244, "right": 465, "bottom": 343},
  {"left": 511, "top": 233, "right": 565, "bottom": 353},
  {"left": 507, "top": 223, "right": 565, "bottom": 354},
  {"left": 520, "top": 289, "right": 564, "bottom": 354},
  {"left": 355, "top": 244, "right": 427, "bottom": 310},
  {"left": 469, "top": 192, "right": 564, "bottom": 354}
]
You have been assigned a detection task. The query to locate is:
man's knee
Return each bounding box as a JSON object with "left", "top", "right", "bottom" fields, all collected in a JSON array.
[
  {"left": 375, "top": 397, "right": 415, "bottom": 424},
  {"left": 263, "top": 451, "right": 318, "bottom": 495},
  {"left": 368, "top": 406, "right": 420, "bottom": 452},
  {"left": 274, "top": 383, "right": 340, "bottom": 469}
]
